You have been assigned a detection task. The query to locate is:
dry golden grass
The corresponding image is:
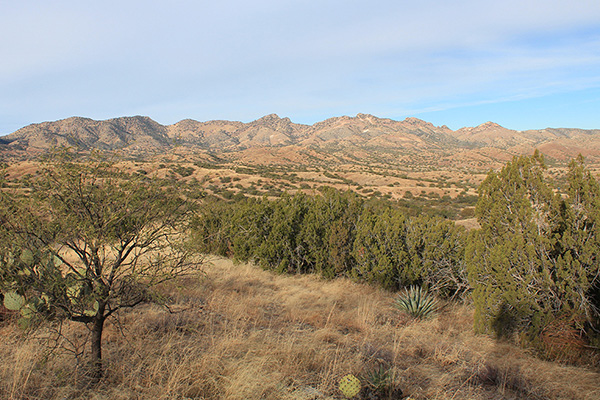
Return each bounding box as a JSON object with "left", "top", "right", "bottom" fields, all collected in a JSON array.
[
  {"left": 1, "top": 257, "right": 599, "bottom": 399},
  {"left": 3, "top": 160, "right": 481, "bottom": 202}
]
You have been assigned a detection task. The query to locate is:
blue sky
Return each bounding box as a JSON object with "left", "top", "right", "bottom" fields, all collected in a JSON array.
[{"left": 2, "top": 0, "right": 600, "bottom": 135}]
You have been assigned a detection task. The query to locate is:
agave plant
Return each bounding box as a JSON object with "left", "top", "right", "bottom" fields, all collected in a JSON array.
[
  {"left": 394, "top": 285, "right": 438, "bottom": 319},
  {"left": 363, "top": 365, "right": 391, "bottom": 394}
]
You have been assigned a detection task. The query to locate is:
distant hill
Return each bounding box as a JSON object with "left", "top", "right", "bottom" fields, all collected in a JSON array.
[{"left": 3, "top": 114, "right": 600, "bottom": 168}]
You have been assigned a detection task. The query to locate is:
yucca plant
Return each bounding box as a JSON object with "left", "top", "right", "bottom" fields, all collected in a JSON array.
[
  {"left": 363, "top": 365, "right": 391, "bottom": 394},
  {"left": 394, "top": 285, "right": 438, "bottom": 319},
  {"left": 361, "top": 365, "right": 404, "bottom": 399}
]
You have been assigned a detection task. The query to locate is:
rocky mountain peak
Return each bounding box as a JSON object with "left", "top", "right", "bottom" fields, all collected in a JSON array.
[
  {"left": 250, "top": 114, "right": 297, "bottom": 129},
  {"left": 403, "top": 117, "right": 430, "bottom": 125},
  {"left": 355, "top": 113, "right": 379, "bottom": 123},
  {"left": 253, "top": 114, "right": 285, "bottom": 124},
  {"left": 456, "top": 121, "right": 506, "bottom": 135},
  {"left": 477, "top": 121, "right": 504, "bottom": 130}
]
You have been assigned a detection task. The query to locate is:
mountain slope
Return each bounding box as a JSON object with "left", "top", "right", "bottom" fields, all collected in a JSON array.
[
  {"left": 4, "top": 116, "right": 171, "bottom": 153},
  {"left": 3, "top": 114, "right": 600, "bottom": 167}
]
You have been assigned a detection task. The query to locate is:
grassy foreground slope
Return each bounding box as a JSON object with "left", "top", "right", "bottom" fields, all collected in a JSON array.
[{"left": 2, "top": 257, "right": 598, "bottom": 400}]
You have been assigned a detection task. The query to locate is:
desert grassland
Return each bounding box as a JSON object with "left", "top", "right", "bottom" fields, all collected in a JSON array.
[
  {"left": 1, "top": 257, "right": 599, "bottom": 400},
  {"left": 4, "top": 159, "right": 483, "bottom": 200}
]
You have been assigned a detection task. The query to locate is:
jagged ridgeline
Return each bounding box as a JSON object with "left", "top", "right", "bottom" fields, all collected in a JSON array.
[{"left": 3, "top": 114, "right": 600, "bottom": 168}]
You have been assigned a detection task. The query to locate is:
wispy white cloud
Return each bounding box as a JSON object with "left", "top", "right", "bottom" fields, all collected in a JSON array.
[{"left": 1, "top": 0, "right": 600, "bottom": 132}]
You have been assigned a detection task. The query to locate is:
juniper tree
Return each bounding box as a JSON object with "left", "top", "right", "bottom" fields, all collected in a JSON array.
[
  {"left": 352, "top": 206, "right": 409, "bottom": 289},
  {"left": 552, "top": 156, "right": 600, "bottom": 339},
  {"left": 467, "top": 151, "right": 600, "bottom": 347},
  {"left": 406, "top": 215, "right": 468, "bottom": 299},
  {"left": 254, "top": 192, "right": 309, "bottom": 273},
  {"left": 467, "top": 151, "right": 557, "bottom": 340},
  {"left": 289, "top": 188, "right": 363, "bottom": 277},
  {"left": 0, "top": 151, "right": 198, "bottom": 380}
]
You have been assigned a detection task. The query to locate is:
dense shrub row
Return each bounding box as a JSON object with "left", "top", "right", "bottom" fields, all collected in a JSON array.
[{"left": 191, "top": 187, "right": 469, "bottom": 298}]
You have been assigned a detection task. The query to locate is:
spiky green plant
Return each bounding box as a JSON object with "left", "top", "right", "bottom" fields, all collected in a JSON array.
[
  {"left": 394, "top": 285, "right": 438, "bottom": 319},
  {"left": 363, "top": 365, "right": 391, "bottom": 394}
]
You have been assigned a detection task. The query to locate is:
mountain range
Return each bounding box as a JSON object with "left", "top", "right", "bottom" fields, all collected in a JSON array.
[{"left": 2, "top": 114, "right": 600, "bottom": 168}]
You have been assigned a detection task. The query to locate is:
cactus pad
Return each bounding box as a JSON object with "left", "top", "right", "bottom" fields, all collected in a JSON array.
[
  {"left": 20, "top": 304, "right": 34, "bottom": 318},
  {"left": 20, "top": 249, "right": 34, "bottom": 265},
  {"left": 3, "top": 291, "right": 25, "bottom": 311},
  {"left": 339, "top": 374, "right": 361, "bottom": 398}
]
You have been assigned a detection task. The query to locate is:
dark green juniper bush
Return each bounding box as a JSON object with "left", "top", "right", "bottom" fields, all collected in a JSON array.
[{"left": 467, "top": 151, "right": 600, "bottom": 353}]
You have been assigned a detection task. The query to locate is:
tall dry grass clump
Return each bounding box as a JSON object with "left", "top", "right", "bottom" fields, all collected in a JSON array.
[{"left": 0, "top": 256, "right": 599, "bottom": 399}]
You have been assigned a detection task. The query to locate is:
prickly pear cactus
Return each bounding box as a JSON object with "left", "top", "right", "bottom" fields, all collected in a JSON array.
[
  {"left": 3, "top": 291, "right": 25, "bottom": 311},
  {"left": 1, "top": 249, "right": 66, "bottom": 329},
  {"left": 83, "top": 301, "right": 99, "bottom": 317},
  {"left": 20, "top": 304, "right": 34, "bottom": 318},
  {"left": 339, "top": 374, "right": 361, "bottom": 398},
  {"left": 20, "top": 249, "right": 34, "bottom": 265},
  {"left": 18, "top": 317, "right": 32, "bottom": 330}
]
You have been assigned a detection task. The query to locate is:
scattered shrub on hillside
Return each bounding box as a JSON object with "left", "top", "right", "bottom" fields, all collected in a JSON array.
[{"left": 172, "top": 165, "right": 195, "bottom": 177}]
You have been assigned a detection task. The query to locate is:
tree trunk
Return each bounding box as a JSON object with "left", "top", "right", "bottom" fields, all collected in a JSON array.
[{"left": 90, "top": 314, "right": 105, "bottom": 381}]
